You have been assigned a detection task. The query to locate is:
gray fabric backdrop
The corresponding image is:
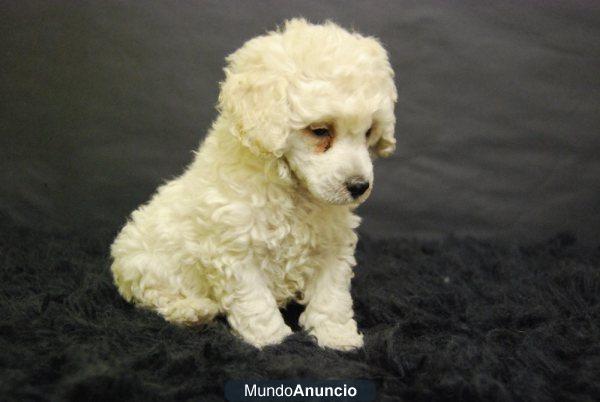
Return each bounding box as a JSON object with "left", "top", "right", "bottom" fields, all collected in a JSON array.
[{"left": 1, "top": 1, "right": 599, "bottom": 242}]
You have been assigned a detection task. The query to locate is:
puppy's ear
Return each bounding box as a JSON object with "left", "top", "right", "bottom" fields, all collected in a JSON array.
[
  {"left": 375, "top": 63, "right": 398, "bottom": 157},
  {"left": 373, "top": 96, "right": 397, "bottom": 158},
  {"left": 357, "top": 36, "right": 397, "bottom": 158},
  {"left": 218, "top": 54, "right": 290, "bottom": 157},
  {"left": 374, "top": 122, "right": 396, "bottom": 157}
]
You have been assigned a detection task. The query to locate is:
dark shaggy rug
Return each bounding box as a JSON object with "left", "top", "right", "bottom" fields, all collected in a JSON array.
[{"left": 1, "top": 219, "right": 599, "bottom": 402}]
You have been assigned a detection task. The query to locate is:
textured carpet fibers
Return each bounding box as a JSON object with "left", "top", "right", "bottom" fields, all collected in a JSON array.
[{"left": 1, "top": 221, "right": 599, "bottom": 401}]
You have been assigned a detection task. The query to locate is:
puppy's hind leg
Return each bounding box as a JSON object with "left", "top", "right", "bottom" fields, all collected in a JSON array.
[
  {"left": 111, "top": 252, "right": 219, "bottom": 325},
  {"left": 147, "top": 288, "right": 219, "bottom": 325}
]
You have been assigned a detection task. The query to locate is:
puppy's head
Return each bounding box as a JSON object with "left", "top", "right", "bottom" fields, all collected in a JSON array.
[{"left": 218, "top": 19, "right": 397, "bottom": 205}]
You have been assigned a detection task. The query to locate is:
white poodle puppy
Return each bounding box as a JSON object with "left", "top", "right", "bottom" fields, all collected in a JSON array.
[{"left": 111, "top": 19, "right": 397, "bottom": 350}]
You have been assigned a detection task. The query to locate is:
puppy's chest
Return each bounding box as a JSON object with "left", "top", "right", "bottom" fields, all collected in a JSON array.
[
  {"left": 257, "top": 208, "right": 323, "bottom": 261},
  {"left": 253, "top": 205, "right": 349, "bottom": 301},
  {"left": 252, "top": 200, "right": 356, "bottom": 270}
]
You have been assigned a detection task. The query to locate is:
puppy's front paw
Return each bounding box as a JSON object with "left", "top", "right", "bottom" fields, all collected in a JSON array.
[
  {"left": 303, "top": 318, "right": 364, "bottom": 351},
  {"left": 237, "top": 322, "right": 293, "bottom": 349},
  {"left": 258, "top": 324, "right": 293, "bottom": 348}
]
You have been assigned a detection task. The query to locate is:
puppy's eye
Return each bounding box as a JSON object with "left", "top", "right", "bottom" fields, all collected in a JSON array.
[
  {"left": 366, "top": 127, "right": 372, "bottom": 139},
  {"left": 311, "top": 127, "right": 331, "bottom": 137}
]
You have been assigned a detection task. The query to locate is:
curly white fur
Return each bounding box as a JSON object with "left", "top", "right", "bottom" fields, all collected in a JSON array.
[{"left": 111, "top": 19, "right": 397, "bottom": 350}]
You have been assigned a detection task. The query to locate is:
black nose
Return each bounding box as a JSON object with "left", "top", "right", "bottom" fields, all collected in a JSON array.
[{"left": 346, "top": 178, "right": 370, "bottom": 199}]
